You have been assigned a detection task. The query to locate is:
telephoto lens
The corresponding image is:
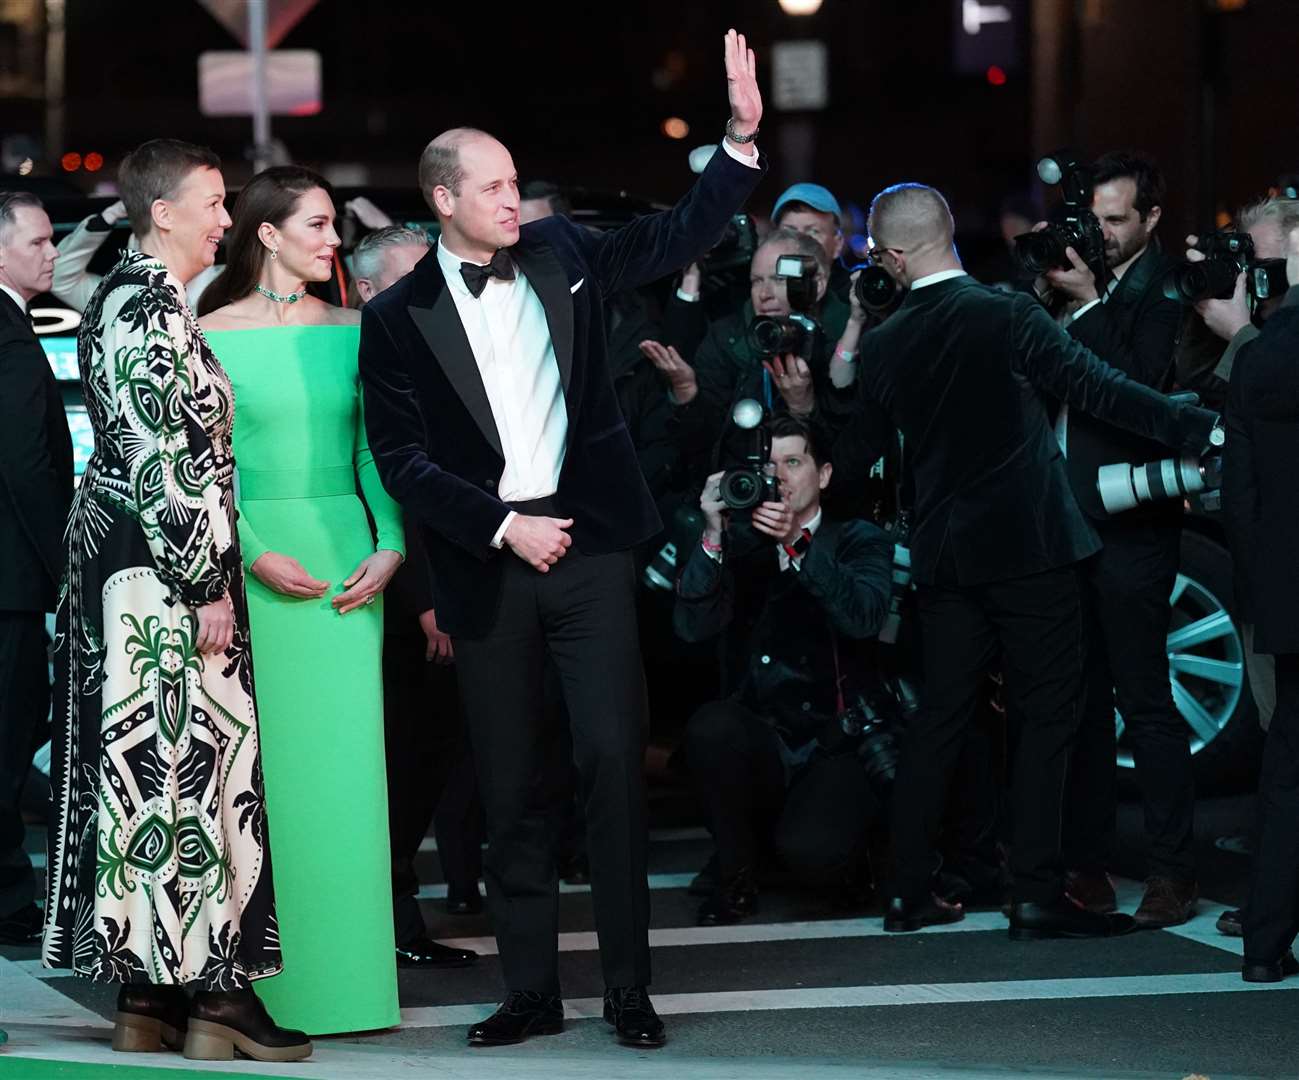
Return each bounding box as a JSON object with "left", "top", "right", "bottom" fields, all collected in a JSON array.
[{"left": 1096, "top": 454, "right": 1223, "bottom": 514}]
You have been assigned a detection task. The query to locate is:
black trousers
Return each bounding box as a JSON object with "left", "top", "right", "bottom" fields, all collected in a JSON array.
[
  {"left": 1243, "top": 652, "right": 1299, "bottom": 963},
  {"left": 890, "top": 565, "right": 1085, "bottom": 904},
  {"left": 685, "top": 700, "right": 881, "bottom": 885},
  {"left": 453, "top": 546, "right": 651, "bottom": 995},
  {"left": 0, "top": 611, "right": 48, "bottom": 917},
  {"left": 382, "top": 632, "right": 482, "bottom": 947},
  {"left": 1063, "top": 522, "right": 1194, "bottom": 881}
]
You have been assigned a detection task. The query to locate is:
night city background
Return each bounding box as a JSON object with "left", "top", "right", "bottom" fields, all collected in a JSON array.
[{"left": 1, "top": 0, "right": 1297, "bottom": 252}]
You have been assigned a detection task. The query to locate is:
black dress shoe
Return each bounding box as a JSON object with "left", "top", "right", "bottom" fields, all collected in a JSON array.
[
  {"left": 445, "top": 882, "right": 484, "bottom": 916},
  {"left": 883, "top": 893, "right": 964, "bottom": 932},
  {"left": 1216, "top": 908, "right": 1243, "bottom": 937},
  {"left": 467, "top": 991, "right": 563, "bottom": 1045},
  {"left": 1242, "top": 949, "right": 1299, "bottom": 983},
  {"left": 1008, "top": 896, "right": 1136, "bottom": 940},
  {"left": 396, "top": 936, "right": 478, "bottom": 968},
  {"left": 697, "top": 868, "right": 757, "bottom": 926},
  {"left": 183, "top": 990, "right": 311, "bottom": 1062},
  {"left": 603, "top": 986, "right": 665, "bottom": 1047},
  {"left": 0, "top": 902, "right": 43, "bottom": 945},
  {"left": 112, "top": 984, "right": 189, "bottom": 1052}
]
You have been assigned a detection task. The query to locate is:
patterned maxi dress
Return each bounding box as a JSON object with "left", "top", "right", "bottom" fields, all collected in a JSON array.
[{"left": 42, "top": 252, "right": 281, "bottom": 989}]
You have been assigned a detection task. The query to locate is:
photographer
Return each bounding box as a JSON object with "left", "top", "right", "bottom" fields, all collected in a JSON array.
[
  {"left": 1220, "top": 221, "right": 1299, "bottom": 982},
  {"left": 641, "top": 229, "right": 855, "bottom": 467},
  {"left": 827, "top": 182, "right": 1217, "bottom": 940},
  {"left": 1036, "top": 152, "right": 1199, "bottom": 928},
  {"left": 675, "top": 416, "right": 893, "bottom": 925}
]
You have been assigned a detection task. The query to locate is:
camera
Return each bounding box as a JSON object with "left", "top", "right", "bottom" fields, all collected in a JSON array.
[
  {"left": 853, "top": 255, "right": 902, "bottom": 315},
  {"left": 835, "top": 692, "right": 901, "bottom": 795},
  {"left": 1096, "top": 453, "right": 1223, "bottom": 515},
  {"left": 1095, "top": 399, "right": 1226, "bottom": 513},
  {"left": 643, "top": 505, "right": 705, "bottom": 592},
  {"left": 748, "top": 253, "right": 823, "bottom": 362},
  {"left": 703, "top": 212, "right": 759, "bottom": 274},
  {"left": 878, "top": 510, "right": 912, "bottom": 646},
  {"left": 1013, "top": 149, "right": 1106, "bottom": 276},
  {"left": 719, "top": 398, "right": 779, "bottom": 514},
  {"left": 1161, "top": 230, "right": 1290, "bottom": 304}
]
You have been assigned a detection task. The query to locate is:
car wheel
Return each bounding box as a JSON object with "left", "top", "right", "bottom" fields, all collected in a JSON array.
[{"left": 1116, "top": 528, "right": 1262, "bottom": 794}]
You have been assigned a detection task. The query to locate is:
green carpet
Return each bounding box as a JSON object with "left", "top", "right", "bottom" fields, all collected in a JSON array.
[{"left": 0, "top": 1059, "right": 288, "bottom": 1079}]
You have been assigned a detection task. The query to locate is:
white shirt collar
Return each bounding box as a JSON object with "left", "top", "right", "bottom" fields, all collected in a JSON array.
[
  {"left": 0, "top": 281, "right": 29, "bottom": 314},
  {"left": 910, "top": 269, "right": 968, "bottom": 291}
]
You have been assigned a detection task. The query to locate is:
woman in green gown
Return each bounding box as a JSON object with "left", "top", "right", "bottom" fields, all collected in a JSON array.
[{"left": 197, "top": 167, "right": 403, "bottom": 1035}]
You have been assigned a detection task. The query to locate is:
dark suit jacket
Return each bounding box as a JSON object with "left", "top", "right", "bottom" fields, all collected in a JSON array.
[
  {"left": 674, "top": 516, "right": 892, "bottom": 747},
  {"left": 359, "top": 144, "right": 766, "bottom": 637},
  {"left": 1225, "top": 285, "right": 1299, "bottom": 654},
  {"left": 1061, "top": 243, "right": 1184, "bottom": 525},
  {"left": 826, "top": 274, "right": 1217, "bottom": 589},
  {"left": 0, "top": 290, "right": 73, "bottom": 612}
]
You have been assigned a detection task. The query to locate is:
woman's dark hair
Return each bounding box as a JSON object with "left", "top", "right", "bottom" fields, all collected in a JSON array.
[{"left": 197, "top": 165, "right": 332, "bottom": 315}]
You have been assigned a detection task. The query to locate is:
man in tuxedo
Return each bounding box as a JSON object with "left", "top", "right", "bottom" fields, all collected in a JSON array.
[
  {"left": 0, "top": 192, "right": 72, "bottom": 946},
  {"left": 359, "top": 29, "right": 766, "bottom": 1048},
  {"left": 1038, "top": 152, "right": 1198, "bottom": 927},
  {"left": 827, "top": 183, "right": 1218, "bottom": 940}
]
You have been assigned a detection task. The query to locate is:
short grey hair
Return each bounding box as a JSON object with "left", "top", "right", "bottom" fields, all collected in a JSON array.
[
  {"left": 351, "top": 225, "right": 430, "bottom": 282},
  {"left": 0, "top": 191, "right": 44, "bottom": 244},
  {"left": 1237, "top": 196, "right": 1299, "bottom": 239},
  {"left": 417, "top": 127, "right": 492, "bottom": 213},
  {"left": 755, "top": 226, "right": 831, "bottom": 280},
  {"left": 868, "top": 183, "right": 955, "bottom": 251}
]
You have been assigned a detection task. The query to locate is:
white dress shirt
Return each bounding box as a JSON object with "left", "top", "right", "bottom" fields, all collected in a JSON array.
[
  {"left": 436, "top": 238, "right": 568, "bottom": 545},
  {"left": 776, "top": 507, "right": 823, "bottom": 572},
  {"left": 910, "top": 269, "right": 968, "bottom": 290}
]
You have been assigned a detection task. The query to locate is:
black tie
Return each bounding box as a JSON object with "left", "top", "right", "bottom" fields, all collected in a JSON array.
[{"left": 460, "top": 249, "right": 516, "bottom": 298}]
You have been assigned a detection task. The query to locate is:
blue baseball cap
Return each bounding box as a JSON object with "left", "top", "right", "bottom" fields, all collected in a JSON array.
[{"left": 772, "top": 183, "right": 842, "bottom": 224}]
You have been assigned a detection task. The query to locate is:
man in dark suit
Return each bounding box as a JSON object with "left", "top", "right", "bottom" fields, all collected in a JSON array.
[
  {"left": 0, "top": 191, "right": 72, "bottom": 946},
  {"left": 827, "top": 183, "right": 1217, "bottom": 940},
  {"left": 1037, "top": 152, "right": 1198, "bottom": 927},
  {"left": 1225, "top": 226, "right": 1299, "bottom": 982},
  {"left": 359, "top": 30, "right": 766, "bottom": 1048}
]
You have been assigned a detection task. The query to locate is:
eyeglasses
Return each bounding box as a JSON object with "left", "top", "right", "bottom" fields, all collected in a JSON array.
[{"left": 868, "top": 240, "right": 905, "bottom": 259}]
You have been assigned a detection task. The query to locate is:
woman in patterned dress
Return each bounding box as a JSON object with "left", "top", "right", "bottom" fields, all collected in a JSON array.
[{"left": 41, "top": 139, "right": 310, "bottom": 1064}]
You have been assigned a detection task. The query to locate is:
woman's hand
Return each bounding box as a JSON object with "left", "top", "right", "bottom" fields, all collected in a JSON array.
[
  {"left": 333, "top": 549, "right": 403, "bottom": 615},
  {"left": 250, "top": 552, "right": 330, "bottom": 599},
  {"left": 195, "top": 593, "right": 235, "bottom": 656}
]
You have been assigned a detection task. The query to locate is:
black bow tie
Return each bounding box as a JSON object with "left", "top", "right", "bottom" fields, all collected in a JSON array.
[{"left": 460, "top": 249, "right": 516, "bottom": 298}]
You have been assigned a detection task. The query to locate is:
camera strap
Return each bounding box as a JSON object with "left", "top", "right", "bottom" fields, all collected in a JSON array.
[{"left": 828, "top": 616, "right": 847, "bottom": 717}]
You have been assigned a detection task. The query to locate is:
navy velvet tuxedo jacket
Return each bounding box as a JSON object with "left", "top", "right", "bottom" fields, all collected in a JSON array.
[{"left": 359, "top": 145, "right": 766, "bottom": 637}]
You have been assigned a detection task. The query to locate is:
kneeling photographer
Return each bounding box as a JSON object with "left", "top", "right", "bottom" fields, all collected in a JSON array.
[
  {"left": 674, "top": 416, "right": 894, "bottom": 925},
  {"left": 1028, "top": 151, "right": 1198, "bottom": 927}
]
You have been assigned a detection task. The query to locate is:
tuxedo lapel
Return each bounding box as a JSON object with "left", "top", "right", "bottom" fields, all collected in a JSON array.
[
  {"left": 512, "top": 242, "right": 573, "bottom": 393},
  {"left": 406, "top": 253, "right": 504, "bottom": 460}
]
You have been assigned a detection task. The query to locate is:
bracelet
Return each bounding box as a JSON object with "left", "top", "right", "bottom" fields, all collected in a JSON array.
[
  {"left": 725, "top": 117, "right": 758, "bottom": 144},
  {"left": 700, "top": 536, "right": 723, "bottom": 554},
  {"left": 834, "top": 347, "right": 857, "bottom": 364}
]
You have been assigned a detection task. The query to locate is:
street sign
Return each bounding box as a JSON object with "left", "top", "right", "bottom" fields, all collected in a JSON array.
[
  {"left": 198, "top": 50, "right": 322, "bottom": 116},
  {"left": 771, "top": 40, "right": 829, "bottom": 111},
  {"left": 195, "top": 0, "right": 319, "bottom": 47}
]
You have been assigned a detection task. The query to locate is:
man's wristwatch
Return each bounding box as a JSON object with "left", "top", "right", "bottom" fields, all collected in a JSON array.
[{"left": 725, "top": 117, "right": 758, "bottom": 144}]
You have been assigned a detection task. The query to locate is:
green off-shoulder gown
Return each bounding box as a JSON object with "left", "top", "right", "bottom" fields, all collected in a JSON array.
[{"left": 205, "top": 324, "right": 402, "bottom": 1035}]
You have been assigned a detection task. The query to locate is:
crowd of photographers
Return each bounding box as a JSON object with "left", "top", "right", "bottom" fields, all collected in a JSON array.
[{"left": 11, "top": 145, "right": 1299, "bottom": 984}]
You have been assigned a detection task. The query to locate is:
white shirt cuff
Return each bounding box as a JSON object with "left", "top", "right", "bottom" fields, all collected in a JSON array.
[
  {"left": 491, "top": 510, "right": 517, "bottom": 550},
  {"left": 1066, "top": 298, "right": 1102, "bottom": 325},
  {"left": 676, "top": 287, "right": 701, "bottom": 303},
  {"left": 721, "top": 138, "right": 760, "bottom": 168}
]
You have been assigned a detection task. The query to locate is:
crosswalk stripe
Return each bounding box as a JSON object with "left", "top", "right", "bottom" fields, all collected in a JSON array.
[
  {"left": 416, "top": 872, "right": 697, "bottom": 899},
  {"left": 415, "top": 826, "right": 710, "bottom": 853},
  {"left": 398, "top": 971, "right": 1299, "bottom": 1028}
]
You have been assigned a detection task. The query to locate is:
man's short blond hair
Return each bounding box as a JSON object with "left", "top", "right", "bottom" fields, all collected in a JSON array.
[{"left": 868, "top": 183, "right": 955, "bottom": 252}]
